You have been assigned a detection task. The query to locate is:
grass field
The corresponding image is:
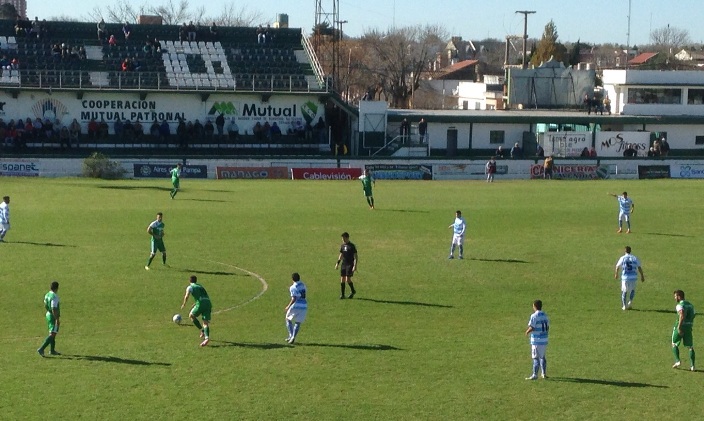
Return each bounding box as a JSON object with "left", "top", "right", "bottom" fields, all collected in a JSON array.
[{"left": 1, "top": 177, "right": 703, "bottom": 420}]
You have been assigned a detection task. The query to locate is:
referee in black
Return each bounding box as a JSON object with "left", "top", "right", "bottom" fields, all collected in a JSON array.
[{"left": 335, "top": 232, "right": 358, "bottom": 299}]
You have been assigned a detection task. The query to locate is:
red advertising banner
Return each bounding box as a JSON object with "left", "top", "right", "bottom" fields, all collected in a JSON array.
[
  {"left": 290, "top": 168, "right": 362, "bottom": 180},
  {"left": 216, "top": 166, "right": 289, "bottom": 179}
]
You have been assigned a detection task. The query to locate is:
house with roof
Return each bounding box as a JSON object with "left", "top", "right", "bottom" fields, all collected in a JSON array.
[{"left": 627, "top": 52, "right": 658, "bottom": 67}]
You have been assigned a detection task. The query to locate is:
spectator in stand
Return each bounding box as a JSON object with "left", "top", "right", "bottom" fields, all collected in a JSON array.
[
  {"left": 53, "top": 120, "right": 63, "bottom": 141},
  {"left": 536, "top": 143, "right": 545, "bottom": 158},
  {"left": 647, "top": 147, "right": 657, "bottom": 157},
  {"left": 305, "top": 121, "right": 313, "bottom": 141},
  {"left": 603, "top": 96, "right": 612, "bottom": 115},
  {"left": 399, "top": 118, "right": 410, "bottom": 143},
  {"left": 623, "top": 144, "right": 638, "bottom": 157},
  {"left": 495, "top": 145, "right": 506, "bottom": 158},
  {"left": 192, "top": 119, "right": 204, "bottom": 139},
  {"left": 114, "top": 118, "right": 123, "bottom": 139},
  {"left": 61, "top": 43, "right": 70, "bottom": 61},
  {"left": 69, "top": 46, "right": 80, "bottom": 61},
  {"left": 29, "top": 17, "right": 40, "bottom": 38},
  {"left": 660, "top": 137, "right": 670, "bottom": 157},
  {"left": 123, "top": 120, "right": 134, "bottom": 141},
  {"left": 294, "top": 120, "right": 305, "bottom": 139},
  {"left": 227, "top": 118, "right": 239, "bottom": 141},
  {"left": 51, "top": 44, "right": 61, "bottom": 60},
  {"left": 257, "top": 25, "right": 266, "bottom": 44},
  {"left": 24, "top": 118, "right": 35, "bottom": 142},
  {"left": 59, "top": 125, "right": 71, "bottom": 149},
  {"left": 580, "top": 147, "right": 590, "bottom": 157},
  {"left": 543, "top": 155, "right": 554, "bottom": 179},
  {"left": 187, "top": 21, "right": 196, "bottom": 42},
  {"left": 418, "top": 118, "right": 428, "bottom": 144},
  {"left": 589, "top": 147, "right": 597, "bottom": 157},
  {"left": 511, "top": 142, "right": 522, "bottom": 159},
  {"left": 121, "top": 58, "right": 131, "bottom": 72},
  {"left": 14, "top": 120, "right": 25, "bottom": 149},
  {"left": 98, "top": 119, "right": 109, "bottom": 139},
  {"left": 78, "top": 46, "right": 87, "bottom": 61},
  {"left": 262, "top": 121, "right": 271, "bottom": 140},
  {"left": 69, "top": 119, "right": 81, "bottom": 147},
  {"left": 209, "top": 22, "right": 219, "bottom": 40},
  {"left": 179, "top": 23, "right": 187, "bottom": 44},
  {"left": 203, "top": 119, "right": 214, "bottom": 140},
  {"left": 133, "top": 120, "right": 144, "bottom": 142},
  {"left": 43, "top": 119, "right": 54, "bottom": 141},
  {"left": 97, "top": 18, "right": 107, "bottom": 41},
  {"left": 88, "top": 118, "right": 99, "bottom": 140},
  {"left": 150, "top": 120, "right": 160, "bottom": 139},
  {"left": 653, "top": 139, "right": 662, "bottom": 156},
  {"left": 143, "top": 39, "right": 154, "bottom": 55},
  {"left": 5, "top": 121, "right": 16, "bottom": 149},
  {"left": 159, "top": 120, "right": 171, "bottom": 143},
  {"left": 314, "top": 117, "right": 326, "bottom": 143},
  {"left": 253, "top": 122, "right": 263, "bottom": 141},
  {"left": 131, "top": 56, "right": 141, "bottom": 71},
  {"left": 109, "top": 34, "right": 117, "bottom": 47},
  {"left": 215, "top": 113, "right": 225, "bottom": 138},
  {"left": 270, "top": 122, "right": 282, "bottom": 139},
  {"left": 122, "top": 22, "right": 132, "bottom": 41},
  {"left": 182, "top": 120, "right": 192, "bottom": 148},
  {"left": 153, "top": 38, "right": 162, "bottom": 54}
]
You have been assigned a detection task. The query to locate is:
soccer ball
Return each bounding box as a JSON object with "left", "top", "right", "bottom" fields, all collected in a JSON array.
[{"left": 172, "top": 314, "right": 182, "bottom": 324}]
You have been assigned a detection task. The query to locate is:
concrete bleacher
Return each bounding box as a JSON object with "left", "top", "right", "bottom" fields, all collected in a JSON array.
[{"left": 0, "top": 19, "right": 323, "bottom": 92}]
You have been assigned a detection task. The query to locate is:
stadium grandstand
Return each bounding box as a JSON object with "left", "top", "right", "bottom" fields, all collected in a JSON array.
[{"left": 0, "top": 19, "right": 352, "bottom": 157}]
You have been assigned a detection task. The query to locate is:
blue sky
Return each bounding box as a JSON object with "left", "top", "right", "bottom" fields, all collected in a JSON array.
[{"left": 30, "top": 0, "right": 704, "bottom": 46}]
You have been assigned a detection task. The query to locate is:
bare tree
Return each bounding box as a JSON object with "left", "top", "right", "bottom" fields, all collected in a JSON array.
[
  {"left": 212, "top": 3, "right": 263, "bottom": 27},
  {"left": 85, "top": 0, "right": 257, "bottom": 25},
  {"left": 359, "top": 25, "right": 447, "bottom": 108},
  {"left": 650, "top": 25, "right": 691, "bottom": 51}
]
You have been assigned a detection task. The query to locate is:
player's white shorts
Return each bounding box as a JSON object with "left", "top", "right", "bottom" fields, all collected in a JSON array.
[
  {"left": 618, "top": 211, "right": 630, "bottom": 222},
  {"left": 531, "top": 344, "right": 547, "bottom": 359},
  {"left": 286, "top": 308, "right": 307, "bottom": 323},
  {"left": 621, "top": 280, "right": 637, "bottom": 293},
  {"left": 0, "top": 223, "right": 9, "bottom": 231},
  {"left": 452, "top": 234, "right": 464, "bottom": 246}
]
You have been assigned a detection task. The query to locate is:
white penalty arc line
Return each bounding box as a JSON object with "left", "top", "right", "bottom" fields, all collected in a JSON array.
[{"left": 198, "top": 259, "right": 269, "bottom": 315}]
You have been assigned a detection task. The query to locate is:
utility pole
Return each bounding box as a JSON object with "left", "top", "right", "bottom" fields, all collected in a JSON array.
[{"left": 515, "top": 10, "right": 536, "bottom": 69}]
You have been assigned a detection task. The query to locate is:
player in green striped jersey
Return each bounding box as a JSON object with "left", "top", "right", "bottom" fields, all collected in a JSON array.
[
  {"left": 672, "top": 290, "right": 696, "bottom": 371},
  {"left": 359, "top": 169, "right": 375, "bottom": 209},
  {"left": 181, "top": 275, "right": 212, "bottom": 347},
  {"left": 145, "top": 212, "right": 167, "bottom": 270},
  {"left": 170, "top": 163, "right": 183, "bottom": 199},
  {"left": 37, "top": 281, "right": 61, "bottom": 357}
]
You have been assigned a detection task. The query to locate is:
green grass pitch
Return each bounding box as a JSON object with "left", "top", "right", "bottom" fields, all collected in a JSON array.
[{"left": 1, "top": 177, "right": 704, "bottom": 420}]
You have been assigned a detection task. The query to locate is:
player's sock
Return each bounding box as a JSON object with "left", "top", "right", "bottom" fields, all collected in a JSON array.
[
  {"left": 540, "top": 357, "right": 547, "bottom": 376},
  {"left": 459, "top": 245, "right": 464, "bottom": 257},
  {"left": 532, "top": 358, "right": 539, "bottom": 377},
  {"left": 49, "top": 336, "right": 56, "bottom": 352},
  {"left": 292, "top": 322, "right": 301, "bottom": 338},
  {"left": 172, "top": 189, "right": 178, "bottom": 198},
  {"left": 286, "top": 320, "right": 294, "bottom": 338},
  {"left": 449, "top": 244, "right": 455, "bottom": 257},
  {"left": 146, "top": 256, "right": 154, "bottom": 267},
  {"left": 621, "top": 292, "right": 627, "bottom": 308},
  {"left": 203, "top": 326, "right": 209, "bottom": 339},
  {"left": 673, "top": 345, "right": 680, "bottom": 362},
  {"left": 39, "top": 335, "right": 52, "bottom": 351},
  {"left": 340, "top": 283, "right": 346, "bottom": 296},
  {"left": 690, "top": 348, "right": 695, "bottom": 367},
  {"left": 370, "top": 197, "right": 374, "bottom": 207},
  {"left": 348, "top": 282, "right": 356, "bottom": 294},
  {"left": 162, "top": 254, "right": 167, "bottom": 265},
  {"left": 192, "top": 318, "right": 203, "bottom": 330},
  {"left": 629, "top": 289, "right": 635, "bottom": 302}
]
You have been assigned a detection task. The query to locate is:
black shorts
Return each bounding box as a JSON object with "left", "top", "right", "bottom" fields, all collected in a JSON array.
[{"left": 340, "top": 264, "right": 354, "bottom": 277}]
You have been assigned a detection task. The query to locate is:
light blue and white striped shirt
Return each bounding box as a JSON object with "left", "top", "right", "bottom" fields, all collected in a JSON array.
[
  {"left": 289, "top": 281, "right": 307, "bottom": 310},
  {"left": 452, "top": 217, "right": 466, "bottom": 236},
  {"left": 616, "top": 253, "right": 641, "bottom": 282},
  {"left": 0, "top": 201, "right": 8, "bottom": 224},
  {"left": 528, "top": 310, "right": 550, "bottom": 346},
  {"left": 618, "top": 196, "right": 633, "bottom": 213}
]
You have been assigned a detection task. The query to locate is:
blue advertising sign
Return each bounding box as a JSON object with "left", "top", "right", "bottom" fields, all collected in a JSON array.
[
  {"left": 133, "top": 164, "right": 208, "bottom": 178},
  {"left": 365, "top": 164, "right": 432, "bottom": 180}
]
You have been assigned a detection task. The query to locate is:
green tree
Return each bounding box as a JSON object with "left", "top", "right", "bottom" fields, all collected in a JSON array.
[{"left": 530, "top": 20, "right": 567, "bottom": 67}]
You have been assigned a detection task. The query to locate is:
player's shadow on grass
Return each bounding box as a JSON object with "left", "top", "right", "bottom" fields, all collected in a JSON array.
[
  {"left": 550, "top": 376, "right": 668, "bottom": 388},
  {"left": 629, "top": 308, "right": 673, "bottom": 314},
  {"left": 97, "top": 185, "right": 172, "bottom": 192},
  {"left": 643, "top": 232, "right": 689, "bottom": 237},
  {"left": 178, "top": 268, "right": 244, "bottom": 276},
  {"left": 470, "top": 257, "right": 530, "bottom": 264},
  {"left": 210, "top": 341, "right": 290, "bottom": 350},
  {"left": 300, "top": 343, "right": 402, "bottom": 351},
  {"left": 13, "top": 241, "right": 76, "bottom": 247},
  {"left": 355, "top": 297, "right": 453, "bottom": 308},
  {"left": 63, "top": 354, "right": 171, "bottom": 366},
  {"left": 376, "top": 209, "right": 430, "bottom": 213},
  {"left": 181, "top": 198, "right": 229, "bottom": 203}
]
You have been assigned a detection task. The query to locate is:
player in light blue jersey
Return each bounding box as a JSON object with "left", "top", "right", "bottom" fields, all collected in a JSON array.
[
  {"left": 525, "top": 299, "right": 549, "bottom": 380},
  {"left": 608, "top": 191, "right": 634, "bottom": 233},
  {"left": 0, "top": 196, "right": 10, "bottom": 242},
  {"left": 614, "top": 246, "right": 645, "bottom": 310},
  {"left": 448, "top": 210, "right": 467, "bottom": 259},
  {"left": 284, "top": 272, "right": 307, "bottom": 345}
]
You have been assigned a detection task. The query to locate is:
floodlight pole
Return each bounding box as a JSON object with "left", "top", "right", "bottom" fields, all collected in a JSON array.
[{"left": 516, "top": 10, "right": 536, "bottom": 69}]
